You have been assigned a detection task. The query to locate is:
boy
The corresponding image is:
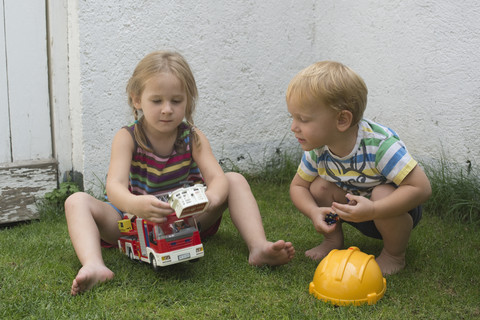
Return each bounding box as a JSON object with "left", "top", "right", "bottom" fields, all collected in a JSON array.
[{"left": 286, "top": 61, "right": 431, "bottom": 275}]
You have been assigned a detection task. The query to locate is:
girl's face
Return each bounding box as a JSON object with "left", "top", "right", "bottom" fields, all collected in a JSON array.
[
  {"left": 287, "top": 95, "right": 339, "bottom": 151},
  {"left": 134, "top": 72, "right": 187, "bottom": 136}
]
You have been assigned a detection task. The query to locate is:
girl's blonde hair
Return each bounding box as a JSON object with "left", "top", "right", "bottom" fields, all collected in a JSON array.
[
  {"left": 126, "top": 51, "right": 199, "bottom": 151},
  {"left": 286, "top": 61, "right": 368, "bottom": 126}
]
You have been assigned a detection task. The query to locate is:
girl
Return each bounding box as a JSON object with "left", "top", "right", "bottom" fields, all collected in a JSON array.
[{"left": 65, "top": 51, "right": 295, "bottom": 296}]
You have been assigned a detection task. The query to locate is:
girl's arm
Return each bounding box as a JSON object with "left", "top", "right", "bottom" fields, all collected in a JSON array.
[
  {"left": 191, "top": 128, "right": 229, "bottom": 210},
  {"left": 106, "top": 128, "right": 172, "bottom": 222}
]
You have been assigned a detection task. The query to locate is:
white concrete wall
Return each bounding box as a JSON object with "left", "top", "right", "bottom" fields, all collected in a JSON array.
[
  {"left": 313, "top": 1, "right": 480, "bottom": 168},
  {"left": 68, "top": 1, "right": 480, "bottom": 192}
]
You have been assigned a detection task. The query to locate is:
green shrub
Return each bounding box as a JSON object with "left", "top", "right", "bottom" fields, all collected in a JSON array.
[
  {"left": 243, "top": 148, "right": 301, "bottom": 184},
  {"left": 43, "top": 181, "right": 81, "bottom": 208},
  {"left": 423, "top": 158, "right": 480, "bottom": 225}
]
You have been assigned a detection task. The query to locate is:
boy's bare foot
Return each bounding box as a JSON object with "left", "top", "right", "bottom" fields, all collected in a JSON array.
[
  {"left": 305, "top": 241, "right": 342, "bottom": 260},
  {"left": 376, "top": 248, "right": 406, "bottom": 276},
  {"left": 305, "top": 231, "right": 343, "bottom": 260},
  {"left": 71, "top": 265, "right": 115, "bottom": 296},
  {"left": 248, "top": 240, "right": 295, "bottom": 266}
]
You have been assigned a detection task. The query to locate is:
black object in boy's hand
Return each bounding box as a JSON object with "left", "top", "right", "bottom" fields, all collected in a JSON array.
[{"left": 325, "top": 212, "right": 339, "bottom": 225}]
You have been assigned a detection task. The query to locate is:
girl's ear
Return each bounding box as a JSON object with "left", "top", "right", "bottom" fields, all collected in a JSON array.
[
  {"left": 336, "top": 110, "right": 353, "bottom": 132},
  {"left": 132, "top": 95, "right": 141, "bottom": 110}
]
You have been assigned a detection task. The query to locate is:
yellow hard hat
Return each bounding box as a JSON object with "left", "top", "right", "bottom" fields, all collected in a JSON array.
[{"left": 309, "top": 246, "right": 387, "bottom": 306}]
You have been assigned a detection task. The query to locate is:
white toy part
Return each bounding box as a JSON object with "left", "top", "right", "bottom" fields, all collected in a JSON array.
[{"left": 168, "top": 184, "right": 209, "bottom": 218}]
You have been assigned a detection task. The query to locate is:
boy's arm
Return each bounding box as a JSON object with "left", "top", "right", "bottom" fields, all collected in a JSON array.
[
  {"left": 373, "top": 165, "right": 431, "bottom": 218},
  {"left": 290, "top": 174, "right": 317, "bottom": 219},
  {"left": 290, "top": 173, "right": 336, "bottom": 233},
  {"left": 332, "top": 165, "right": 431, "bottom": 222}
]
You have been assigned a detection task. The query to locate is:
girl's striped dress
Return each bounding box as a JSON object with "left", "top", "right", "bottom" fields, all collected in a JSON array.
[{"left": 126, "top": 121, "right": 203, "bottom": 196}]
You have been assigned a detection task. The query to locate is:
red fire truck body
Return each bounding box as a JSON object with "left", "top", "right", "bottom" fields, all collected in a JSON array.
[
  {"left": 117, "top": 184, "right": 208, "bottom": 269},
  {"left": 117, "top": 214, "right": 204, "bottom": 269}
]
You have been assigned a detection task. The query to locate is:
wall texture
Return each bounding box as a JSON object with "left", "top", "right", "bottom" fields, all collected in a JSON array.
[
  {"left": 69, "top": 1, "right": 479, "bottom": 192},
  {"left": 312, "top": 1, "right": 480, "bottom": 166}
]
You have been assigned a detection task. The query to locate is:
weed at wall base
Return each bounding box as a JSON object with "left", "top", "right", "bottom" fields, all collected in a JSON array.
[{"left": 422, "top": 158, "right": 480, "bottom": 225}]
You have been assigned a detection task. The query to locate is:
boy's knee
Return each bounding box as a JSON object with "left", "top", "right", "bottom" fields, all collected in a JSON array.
[
  {"left": 310, "top": 177, "right": 345, "bottom": 206},
  {"left": 371, "top": 184, "right": 395, "bottom": 200},
  {"left": 310, "top": 179, "right": 329, "bottom": 197},
  {"left": 374, "top": 212, "right": 413, "bottom": 235}
]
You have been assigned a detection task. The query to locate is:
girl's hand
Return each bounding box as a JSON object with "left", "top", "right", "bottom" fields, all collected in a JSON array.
[
  {"left": 311, "top": 206, "right": 339, "bottom": 234},
  {"left": 332, "top": 193, "right": 374, "bottom": 222},
  {"left": 130, "top": 195, "right": 174, "bottom": 223}
]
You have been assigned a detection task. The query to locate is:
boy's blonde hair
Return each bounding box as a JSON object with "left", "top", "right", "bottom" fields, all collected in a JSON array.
[
  {"left": 286, "top": 61, "right": 368, "bottom": 126},
  {"left": 126, "top": 51, "right": 199, "bottom": 151}
]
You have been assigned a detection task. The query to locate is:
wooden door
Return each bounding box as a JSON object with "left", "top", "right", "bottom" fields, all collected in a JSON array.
[{"left": 0, "top": 0, "right": 57, "bottom": 224}]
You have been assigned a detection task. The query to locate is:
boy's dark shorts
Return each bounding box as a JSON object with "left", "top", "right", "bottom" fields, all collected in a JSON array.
[{"left": 343, "top": 205, "right": 422, "bottom": 240}]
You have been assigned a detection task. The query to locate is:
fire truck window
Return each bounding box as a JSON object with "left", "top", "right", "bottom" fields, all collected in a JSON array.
[
  {"left": 149, "top": 231, "right": 157, "bottom": 245},
  {"left": 154, "top": 226, "right": 165, "bottom": 240}
]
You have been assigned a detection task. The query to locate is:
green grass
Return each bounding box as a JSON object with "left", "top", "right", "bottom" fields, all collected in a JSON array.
[
  {"left": 1, "top": 156, "right": 480, "bottom": 319},
  {"left": 423, "top": 158, "right": 480, "bottom": 225}
]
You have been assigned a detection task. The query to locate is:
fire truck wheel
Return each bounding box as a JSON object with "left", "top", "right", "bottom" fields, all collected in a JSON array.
[
  {"left": 128, "top": 248, "right": 134, "bottom": 260},
  {"left": 150, "top": 254, "right": 160, "bottom": 271}
]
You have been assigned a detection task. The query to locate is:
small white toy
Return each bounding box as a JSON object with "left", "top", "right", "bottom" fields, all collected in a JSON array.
[{"left": 168, "top": 184, "right": 209, "bottom": 218}]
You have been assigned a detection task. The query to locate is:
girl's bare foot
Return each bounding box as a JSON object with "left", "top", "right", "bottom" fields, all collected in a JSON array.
[
  {"left": 376, "top": 248, "right": 406, "bottom": 276},
  {"left": 71, "top": 265, "right": 115, "bottom": 296},
  {"left": 248, "top": 240, "right": 295, "bottom": 266}
]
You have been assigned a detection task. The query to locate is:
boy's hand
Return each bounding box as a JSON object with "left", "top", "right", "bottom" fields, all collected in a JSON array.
[
  {"left": 332, "top": 193, "right": 374, "bottom": 222},
  {"left": 131, "top": 195, "right": 174, "bottom": 223},
  {"left": 311, "top": 207, "right": 339, "bottom": 234}
]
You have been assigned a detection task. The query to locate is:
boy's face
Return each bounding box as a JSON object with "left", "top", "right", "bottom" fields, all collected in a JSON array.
[{"left": 287, "top": 96, "right": 339, "bottom": 151}]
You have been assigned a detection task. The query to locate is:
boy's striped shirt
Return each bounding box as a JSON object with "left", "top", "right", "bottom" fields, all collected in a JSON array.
[{"left": 297, "top": 119, "right": 417, "bottom": 196}]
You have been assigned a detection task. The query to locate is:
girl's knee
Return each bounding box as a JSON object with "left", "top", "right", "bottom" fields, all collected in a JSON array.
[
  {"left": 225, "top": 172, "right": 248, "bottom": 187},
  {"left": 64, "top": 192, "right": 93, "bottom": 215}
]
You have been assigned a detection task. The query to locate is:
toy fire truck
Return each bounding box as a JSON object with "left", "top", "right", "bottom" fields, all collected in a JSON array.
[{"left": 117, "top": 184, "right": 209, "bottom": 269}]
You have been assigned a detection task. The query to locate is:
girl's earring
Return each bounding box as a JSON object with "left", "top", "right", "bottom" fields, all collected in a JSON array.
[{"left": 134, "top": 109, "right": 140, "bottom": 124}]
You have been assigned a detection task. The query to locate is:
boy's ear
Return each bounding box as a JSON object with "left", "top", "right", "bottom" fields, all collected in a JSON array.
[{"left": 336, "top": 110, "right": 353, "bottom": 132}]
